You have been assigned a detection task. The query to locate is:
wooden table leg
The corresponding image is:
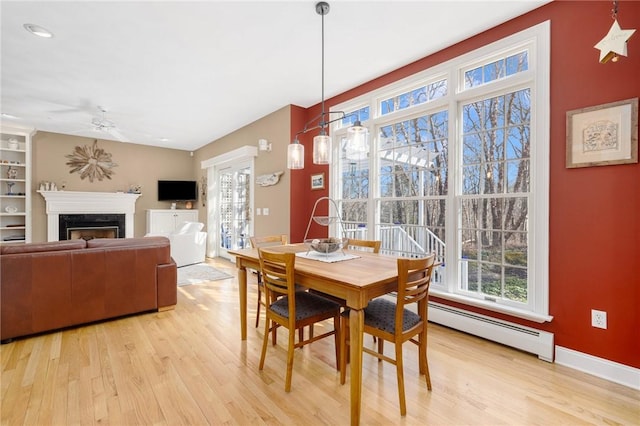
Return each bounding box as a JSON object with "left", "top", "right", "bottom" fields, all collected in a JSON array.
[
  {"left": 349, "top": 308, "right": 364, "bottom": 426},
  {"left": 238, "top": 265, "right": 247, "bottom": 340}
]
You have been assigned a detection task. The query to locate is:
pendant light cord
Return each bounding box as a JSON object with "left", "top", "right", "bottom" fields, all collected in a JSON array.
[{"left": 320, "top": 6, "right": 326, "bottom": 132}]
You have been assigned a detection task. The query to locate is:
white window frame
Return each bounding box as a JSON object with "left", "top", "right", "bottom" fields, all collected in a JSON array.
[{"left": 331, "top": 21, "right": 551, "bottom": 323}]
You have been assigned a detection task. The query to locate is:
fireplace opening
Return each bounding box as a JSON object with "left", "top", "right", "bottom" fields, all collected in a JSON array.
[{"left": 59, "top": 214, "right": 126, "bottom": 241}]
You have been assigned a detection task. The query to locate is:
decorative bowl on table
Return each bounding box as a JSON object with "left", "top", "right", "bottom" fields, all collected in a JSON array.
[{"left": 304, "top": 237, "right": 347, "bottom": 254}]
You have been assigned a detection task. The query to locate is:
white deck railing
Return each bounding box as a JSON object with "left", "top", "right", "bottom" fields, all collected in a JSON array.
[{"left": 343, "top": 222, "right": 445, "bottom": 284}]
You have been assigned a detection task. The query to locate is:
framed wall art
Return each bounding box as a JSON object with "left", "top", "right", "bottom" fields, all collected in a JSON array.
[
  {"left": 566, "top": 97, "right": 638, "bottom": 168},
  {"left": 310, "top": 172, "right": 325, "bottom": 190}
]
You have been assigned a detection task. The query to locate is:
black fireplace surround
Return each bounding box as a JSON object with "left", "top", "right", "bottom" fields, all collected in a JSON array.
[{"left": 59, "top": 214, "right": 126, "bottom": 241}]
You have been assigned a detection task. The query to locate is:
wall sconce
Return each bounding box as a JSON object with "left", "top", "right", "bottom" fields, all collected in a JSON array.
[{"left": 258, "top": 138, "right": 272, "bottom": 152}]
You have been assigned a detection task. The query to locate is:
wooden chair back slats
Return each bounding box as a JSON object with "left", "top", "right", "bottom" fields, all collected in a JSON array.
[
  {"left": 249, "top": 234, "right": 289, "bottom": 333},
  {"left": 250, "top": 234, "right": 288, "bottom": 249},
  {"left": 346, "top": 238, "right": 381, "bottom": 253},
  {"left": 259, "top": 249, "right": 294, "bottom": 299}
]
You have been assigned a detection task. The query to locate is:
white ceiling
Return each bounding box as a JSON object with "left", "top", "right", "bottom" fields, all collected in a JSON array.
[{"left": 1, "top": 1, "right": 549, "bottom": 151}]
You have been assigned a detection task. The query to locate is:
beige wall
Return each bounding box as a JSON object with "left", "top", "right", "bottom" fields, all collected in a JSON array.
[
  {"left": 193, "top": 106, "right": 291, "bottom": 244},
  {"left": 32, "top": 132, "right": 195, "bottom": 242},
  {"left": 31, "top": 106, "right": 291, "bottom": 246}
]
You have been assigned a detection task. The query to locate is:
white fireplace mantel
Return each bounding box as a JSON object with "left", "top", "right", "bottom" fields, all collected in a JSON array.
[{"left": 38, "top": 191, "right": 141, "bottom": 241}]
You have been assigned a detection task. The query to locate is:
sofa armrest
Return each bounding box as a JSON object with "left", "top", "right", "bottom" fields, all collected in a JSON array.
[{"left": 157, "top": 260, "right": 177, "bottom": 309}]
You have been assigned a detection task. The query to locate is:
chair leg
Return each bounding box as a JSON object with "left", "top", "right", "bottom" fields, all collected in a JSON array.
[
  {"left": 285, "top": 326, "right": 296, "bottom": 392},
  {"left": 419, "top": 330, "right": 432, "bottom": 390},
  {"left": 339, "top": 316, "right": 348, "bottom": 384},
  {"left": 255, "top": 286, "right": 261, "bottom": 328},
  {"left": 272, "top": 323, "right": 278, "bottom": 346},
  {"left": 333, "top": 313, "right": 340, "bottom": 371},
  {"left": 377, "top": 337, "right": 384, "bottom": 362},
  {"left": 395, "top": 342, "right": 407, "bottom": 416},
  {"left": 259, "top": 317, "right": 270, "bottom": 371}
]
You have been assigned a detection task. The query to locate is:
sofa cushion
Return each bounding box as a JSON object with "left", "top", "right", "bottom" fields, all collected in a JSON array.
[{"left": 0, "top": 239, "right": 86, "bottom": 255}]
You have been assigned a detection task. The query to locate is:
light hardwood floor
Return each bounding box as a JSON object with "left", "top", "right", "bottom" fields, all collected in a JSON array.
[{"left": 2, "top": 257, "right": 638, "bottom": 425}]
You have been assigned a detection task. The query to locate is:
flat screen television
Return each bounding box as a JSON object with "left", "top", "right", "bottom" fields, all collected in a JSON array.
[{"left": 157, "top": 180, "right": 197, "bottom": 201}]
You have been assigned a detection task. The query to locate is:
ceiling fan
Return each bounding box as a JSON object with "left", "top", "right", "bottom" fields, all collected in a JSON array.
[{"left": 72, "top": 106, "right": 129, "bottom": 142}]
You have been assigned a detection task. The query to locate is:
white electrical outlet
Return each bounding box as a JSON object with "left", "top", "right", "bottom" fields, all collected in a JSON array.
[
  {"left": 263, "top": 207, "right": 269, "bottom": 216},
  {"left": 256, "top": 208, "right": 261, "bottom": 215},
  {"left": 591, "top": 309, "right": 607, "bottom": 329}
]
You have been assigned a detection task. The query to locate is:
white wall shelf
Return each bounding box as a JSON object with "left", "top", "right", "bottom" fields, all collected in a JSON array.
[{"left": 0, "top": 125, "right": 34, "bottom": 244}]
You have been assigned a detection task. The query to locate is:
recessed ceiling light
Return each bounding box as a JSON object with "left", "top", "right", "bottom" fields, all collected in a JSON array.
[
  {"left": 23, "top": 23, "right": 54, "bottom": 38},
  {"left": 1, "top": 113, "right": 20, "bottom": 119},
  {"left": 159, "top": 137, "right": 170, "bottom": 142}
]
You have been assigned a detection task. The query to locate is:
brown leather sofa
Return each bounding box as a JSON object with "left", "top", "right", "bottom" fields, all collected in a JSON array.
[{"left": 0, "top": 236, "right": 177, "bottom": 342}]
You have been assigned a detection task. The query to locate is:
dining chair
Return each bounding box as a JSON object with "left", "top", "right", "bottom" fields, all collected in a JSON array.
[
  {"left": 250, "top": 235, "right": 290, "bottom": 344},
  {"left": 258, "top": 248, "right": 341, "bottom": 392},
  {"left": 346, "top": 238, "right": 381, "bottom": 253},
  {"left": 250, "top": 235, "right": 288, "bottom": 325},
  {"left": 339, "top": 253, "right": 437, "bottom": 416}
]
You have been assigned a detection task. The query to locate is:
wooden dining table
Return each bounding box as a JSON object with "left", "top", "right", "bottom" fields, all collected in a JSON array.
[{"left": 228, "top": 243, "right": 400, "bottom": 426}]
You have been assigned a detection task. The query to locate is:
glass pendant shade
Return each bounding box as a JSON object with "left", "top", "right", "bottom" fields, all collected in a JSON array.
[
  {"left": 313, "top": 133, "right": 331, "bottom": 164},
  {"left": 287, "top": 141, "right": 305, "bottom": 169},
  {"left": 346, "top": 121, "right": 369, "bottom": 159}
]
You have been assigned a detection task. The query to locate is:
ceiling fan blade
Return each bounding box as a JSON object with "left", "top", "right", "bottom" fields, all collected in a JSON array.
[
  {"left": 107, "top": 128, "right": 129, "bottom": 142},
  {"left": 47, "top": 98, "right": 95, "bottom": 114}
]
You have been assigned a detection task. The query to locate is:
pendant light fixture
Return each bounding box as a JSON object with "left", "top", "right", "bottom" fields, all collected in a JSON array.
[
  {"left": 287, "top": 2, "right": 369, "bottom": 170},
  {"left": 346, "top": 119, "right": 369, "bottom": 159},
  {"left": 312, "top": 1, "right": 331, "bottom": 165},
  {"left": 287, "top": 140, "right": 304, "bottom": 169}
]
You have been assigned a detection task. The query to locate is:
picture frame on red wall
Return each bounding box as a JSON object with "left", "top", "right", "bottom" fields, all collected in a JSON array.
[
  {"left": 566, "top": 97, "right": 638, "bottom": 168},
  {"left": 311, "top": 172, "right": 325, "bottom": 190}
]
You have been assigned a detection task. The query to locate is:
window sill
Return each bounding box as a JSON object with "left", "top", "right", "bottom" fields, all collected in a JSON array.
[{"left": 428, "top": 289, "right": 553, "bottom": 324}]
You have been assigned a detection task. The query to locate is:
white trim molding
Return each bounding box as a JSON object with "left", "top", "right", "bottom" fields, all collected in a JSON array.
[
  {"left": 39, "top": 190, "right": 141, "bottom": 241},
  {"left": 555, "top": 346, "right": 640, "bottom": 390}
]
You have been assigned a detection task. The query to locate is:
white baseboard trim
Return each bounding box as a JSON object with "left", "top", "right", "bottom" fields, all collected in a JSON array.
[{"left": 555, "top": 346, "right": 640, "bottom": 390}]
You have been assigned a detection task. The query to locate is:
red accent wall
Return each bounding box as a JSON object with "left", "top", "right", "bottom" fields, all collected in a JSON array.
[
  {"left": 290, "top": 1, "right": 640, "bottom": 368},
  {"left": 290, "top": 103, "right": 331, "bottom": 243}
]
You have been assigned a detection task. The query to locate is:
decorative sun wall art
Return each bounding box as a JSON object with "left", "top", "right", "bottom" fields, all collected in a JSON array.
[{"left": 65, "top": 139, "right": 118, "bottom": 182}]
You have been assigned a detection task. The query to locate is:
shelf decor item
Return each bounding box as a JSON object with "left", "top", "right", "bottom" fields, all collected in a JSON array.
[
  {"left": 6, "top": 166, "right": 17, "bottom": 179},
  {"left": 8, "top": 138, "right": 19, "bottom": 150},
  {"left": 566, "top": 97, "right": 638, "bottom": 168}
]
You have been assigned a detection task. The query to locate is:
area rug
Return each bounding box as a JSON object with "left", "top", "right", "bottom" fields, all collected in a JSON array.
[{"left": 177, "top": 263, "right": 233, "bottom": 286}]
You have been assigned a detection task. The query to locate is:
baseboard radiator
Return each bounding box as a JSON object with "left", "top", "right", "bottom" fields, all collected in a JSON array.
[{"left": 428, "top": 301, "right": 554, "bottom": 362}]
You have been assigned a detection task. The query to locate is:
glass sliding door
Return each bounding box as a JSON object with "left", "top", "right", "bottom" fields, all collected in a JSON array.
[{"left": 217, "top": 162, "right": 251, "bottom": 260}]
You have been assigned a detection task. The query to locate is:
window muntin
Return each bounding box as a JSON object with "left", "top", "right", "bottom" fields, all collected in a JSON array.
[
  {"left": 463, "top": 50, "right": 529, "bottom": 89},
  {"left": 462, "top": 89, "right": 531, "bottom": 195},
  {"left": 338, "top": 135, "right": 370, "bottom": 237},
  {"left": 378, "top": 111, "right": 448, "bottom": 198},
  {"left": 380, "top": 78, "right": 447, "bottom": 115}
]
